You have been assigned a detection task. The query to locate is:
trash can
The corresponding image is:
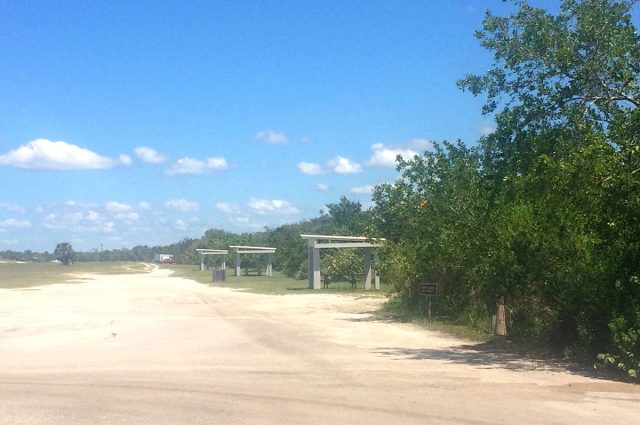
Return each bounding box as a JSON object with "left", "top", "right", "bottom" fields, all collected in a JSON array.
[{"left": 212, "top": 269, "right": 226, "bottom": 282}]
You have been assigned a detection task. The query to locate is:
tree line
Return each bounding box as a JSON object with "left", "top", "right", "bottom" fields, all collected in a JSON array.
[{"left": 371, "top": 0, "right": 640, "bottom": 378}]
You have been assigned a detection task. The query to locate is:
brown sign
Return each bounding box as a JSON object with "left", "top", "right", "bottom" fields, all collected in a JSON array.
[{"left": 418, "top": 283, "right": 437, "bottom": 296}]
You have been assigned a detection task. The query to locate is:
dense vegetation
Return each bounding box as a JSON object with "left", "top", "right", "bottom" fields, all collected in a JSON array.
[
  {"left": 372, "top": 0, "right": 640, "bottom": 378},
  {"left": 2, "top": 0, "right": 637, "bottom": 378}
]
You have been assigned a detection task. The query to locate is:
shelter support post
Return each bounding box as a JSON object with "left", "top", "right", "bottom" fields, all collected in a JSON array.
[
  {"left": 235, "top": 250, "right": 241, "bottom": 276},
  {"left": 312, "top": 246, "right": 321, "bottom": 289},
  {"left": 364, "top": 248, "right": 373, "bottom": 290},
  {"left": 307, "top": 243, "right": 313, "bottom": 289},
  {"left": 267, "top": 253, "right": 273, "bottom": 277},
  {"left": 200, "top": 252, "right": 205, "bottom": 272},
  {"left": 307, "top": 240, "right": 322, "bottom": 290},
  {"left": 374, "top": 251, "right": 380, "bottom": 290}
]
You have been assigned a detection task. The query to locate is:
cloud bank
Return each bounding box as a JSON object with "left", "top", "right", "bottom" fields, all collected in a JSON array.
[
  {"left": 0, "top": 139, "right": 123, "bottom": 170},
  {"left": 366, "top": 139, "right": 432, "bottom": 167},
  {"left": 165, "top": 199, "right": 200, "bottom": 212},
  {"left": 134, "top": 146, "right": 168, "bottom": 163},
  {"left": 165, "top": 157, "right": 228, "bottom": 175},
  {"left": 297, "top": 156, "right": 362, "bottom": 175},
  {"left": 255, "top": 129, "right": 288, "bottom": 145},
  {"left": 350, "top": 185, "right": 374, "bottom": 194}
]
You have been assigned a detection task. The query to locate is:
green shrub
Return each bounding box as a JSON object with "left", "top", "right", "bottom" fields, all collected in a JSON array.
[{"left": 597, "top": 312, "right": 640, "bottom": 379}]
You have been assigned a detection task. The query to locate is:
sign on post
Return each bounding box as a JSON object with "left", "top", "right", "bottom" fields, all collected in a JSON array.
[
  {"left": 418, "top": 283, "right": 437, "bottom": 296},
  {"left": 418, "top": 283, "right": 438, "bottom": 322}
]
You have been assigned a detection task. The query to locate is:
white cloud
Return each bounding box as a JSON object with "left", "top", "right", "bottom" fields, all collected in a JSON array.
[
  {"left": 174, "top": 219, "right": 188, "bottom": 230},
  {"left": 362, "top": 200, "right": 375, "bottom": 210},
  {"left": 165, "top": 199, "right": 200, "bottom": 212},
  {"left": 105, "top": 202, "right": 133, "bottom": 212},
  {"left": 228, "top": 216, "right": 264, "bottom": 229},
  {"left": 408, "top": 138, "right": 433, "bottom": 151},
  {"left": 134, "top": 146, "right": 168, "bottom": 163},
  {"left": 230, "top": 216, "right": 249, "bottom": 224},
  {"left": 247, "top": 198, "right": 300, "bottom": 215},
  {"left": 216, "top": 202, "right": 239, "bottom": 214},
  {"left": 255, "top": 129, "right": 288, "bottom": 145},
  {"left": 0, "top": 139, "right": 119, "bottom": 170},
  {"left": 298, "top": 156, "right": 362, "bottom": 175},
  {"left": 0, "top": 218, "right": 32, "bottom": 231},
  {"left": 328, "top": 156, "right": 362, "bottom": 174},
  {"left": 102, "top": 202, "right": 140, "bottom": 223},
  {"left": 298, "top": 162, "right": 324, "bottom": 175},
  {"left": 350, "top": 185, "right": 374, "bottom": 194},
  {"left": 42, "top": 210, "right": 115, "bottom": 234},
  {"left": 316, "top": 183, "right": 330, "bottom": 191},
  {"left": 103, "top": 221, "right": 116, "bottom": 233},
  {"left": 138, "top": 202, "right": 151, "bottom": 210},
  {"left": 114, "top": 211, "right": 139, "bottom": 222},
  {"left": 165, "top": 156, "right": 228, "bottom": 175},
  {"left": 479, "top": 120, "right": 496, "bottom": 136},
  {"left": 119, "top": 154, "right": 133, "bottom": 166},
  {"left": 369, "top": 143, "right": 418, "bottom": 167},
  {"left": 0, "top": 202, "right": 25, "bottom": 213},
  {"left": 63, "top": 200, "right": 99, "bottom": 209}
]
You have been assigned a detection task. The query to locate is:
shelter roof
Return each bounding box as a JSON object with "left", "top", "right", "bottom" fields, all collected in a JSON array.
[
  {"left": 229, "top": 245, "right": 276, "bottom": 253},
  {"left": 195, "top": 249, "right": 228, "bottom": 254}
]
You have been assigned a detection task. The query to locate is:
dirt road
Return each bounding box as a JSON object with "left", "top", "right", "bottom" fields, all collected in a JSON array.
[{"left": 0, "top": 267, "right": 637, "bottom": 424}]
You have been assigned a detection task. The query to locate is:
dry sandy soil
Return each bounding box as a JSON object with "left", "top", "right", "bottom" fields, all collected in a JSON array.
[{"left": 0, "top": 266, "right": 637, "bottom": 424}]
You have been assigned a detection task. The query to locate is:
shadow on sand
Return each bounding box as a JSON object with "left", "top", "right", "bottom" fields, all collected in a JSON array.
[{"left": 344, "top": 311, "right": 631, "bottom": 383}]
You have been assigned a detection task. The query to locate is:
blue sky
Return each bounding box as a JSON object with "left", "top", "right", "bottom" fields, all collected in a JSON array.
[{"left": 0, "top": 0, "right": 608, "bottom": 252}]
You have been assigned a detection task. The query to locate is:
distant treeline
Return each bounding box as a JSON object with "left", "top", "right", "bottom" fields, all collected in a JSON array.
[
  {"left": 0, "top": 196, "right": 368, "bottom": 280},
  {"left": 0, "top": 250, "right": 56, "bottom": 263},
  {"left": 2, "top": 245, "right": 171, "bottom": 263}
]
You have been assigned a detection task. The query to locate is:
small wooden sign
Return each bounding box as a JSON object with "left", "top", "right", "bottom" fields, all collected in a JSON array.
[{"left": 418, "top": 283, "right": 437, "bottom": 296}]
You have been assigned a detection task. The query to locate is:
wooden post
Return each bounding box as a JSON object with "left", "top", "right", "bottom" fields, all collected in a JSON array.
[
  {"left": 235, "top": 250, "right": 241, "bottom": 277},
  {"left": 493, "top": 301, "right": 507, "bottom": 336}
]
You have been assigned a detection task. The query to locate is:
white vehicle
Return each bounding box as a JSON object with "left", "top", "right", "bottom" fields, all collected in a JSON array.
[{"left": 153, "top": 254, "right": 176, "bottom": 264}]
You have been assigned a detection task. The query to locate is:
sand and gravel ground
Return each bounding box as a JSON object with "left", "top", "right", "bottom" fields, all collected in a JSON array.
[{"left": 0, "top": 266, "right": 637, "bottom": 424}]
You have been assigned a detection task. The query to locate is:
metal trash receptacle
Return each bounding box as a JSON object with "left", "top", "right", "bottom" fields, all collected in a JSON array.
[{"left": 212, "top": 269, "right": 226, "bottom": 282}]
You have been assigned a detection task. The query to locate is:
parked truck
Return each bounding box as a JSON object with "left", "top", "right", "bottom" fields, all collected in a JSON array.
[{"left": 153, "top": 254, "right": 176, "bottom": 264}]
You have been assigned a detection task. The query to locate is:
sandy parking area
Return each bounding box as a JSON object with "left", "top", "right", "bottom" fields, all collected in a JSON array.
[{"left": 1, "top": 266, "right": 637, "bottom": 424}]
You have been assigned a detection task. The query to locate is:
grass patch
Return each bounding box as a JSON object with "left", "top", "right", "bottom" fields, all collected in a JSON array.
[
  {"left": 421, "top": 320, "right": 493, "bottom": 342},
  {"left": 378, "top": 299, "right": 492, "bottom": 342},
  {"left": 161, "top": 264, "right": 389, "bottom": 296},
  {"left": 0, "top": 261, "right": 151, "bottom": 289}
]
